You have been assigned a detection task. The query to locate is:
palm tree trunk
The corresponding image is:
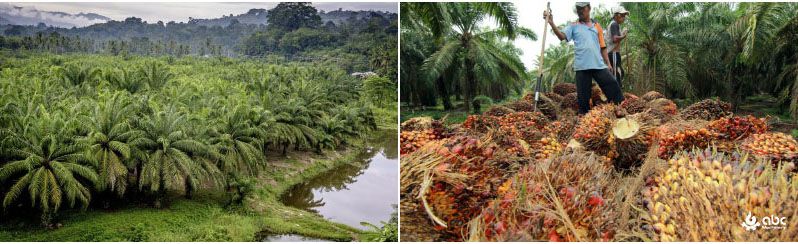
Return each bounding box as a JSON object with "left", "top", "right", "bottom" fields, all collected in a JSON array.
[
  {"left": 464, "top": 57, "right": 475, "bottom": 113},
  {"left": 436, "top": 77, "right": 452, "bottom": 110}
]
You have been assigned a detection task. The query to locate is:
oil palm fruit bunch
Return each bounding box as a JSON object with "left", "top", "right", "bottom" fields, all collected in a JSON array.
[
  {"left": 463, "top": 115, "right": 500, "bottom": 133},
  {"left": 648, "top": 98, "right": 678, "bottom": 115},
  {"left": 484, "top": 105, "right": 515, "bottom": 117},
  {"left": 473, "top": 152, "right": 618, "bottom": 242},
  {"left": 505, "top": 100, "right": 535, "bottom": 113},
  {"left": 641, "top": 148, "right": 798, "bottom": 241},
  {"left": 545, "top": 92, "right": 564, "bottom": 104},
  {"left": 624, "top": 92, "right": 639, "bottom": 100},
  {"left": 656, "top": 125, "right": 715, "bottom": 159},
  {"left": 641, "top": 91, "right": 666, "bottom": 101},
  {"left": 401, "top": 117, "right": 449, "bottom": 155},
  {"left": 680, "top": 98, "right": 732, "bottom": 121},
  {"left": 498, "top": 112, "right": 548, "bottom": 133},
  {"left": 418, "top": 135, "right": 520, "bottom": 240},
  {"left": 707, "top": 115, "right": 768, "bottom": 140},
  {"left": 401, "top": 129, "right": 446, "bottom": 155},
  {"left": 531, "top": 136, "right": 564, "bottom": 160},
  {"left": 561, "top": 93, "right": 579, "bottom": 111},
  {"left": 513, "top": 95, "right": 559, "bottom": 120},
  {"left": 620, "top": 95, "right": 648, "bottom": 114},
  {"left": 741, "top": 132, "right": 798, "bottom": 163},
  {"left": 573, "top": 104, "right": 618, "bottom": 155},
  {"left": 543, "top": 116, "right": 577, "bottom": 144},
  {"left": 608, "top": 114, "right": 655, "bottom": 169},
  {"left": 401, "top": 116, "right": 439, "bottom": 131},
  {"left": 553, "top": 83, "right": 577, "bottom": 96}
]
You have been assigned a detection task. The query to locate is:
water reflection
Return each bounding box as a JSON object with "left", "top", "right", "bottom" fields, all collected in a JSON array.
[{"left": 278, "top": 129, "right": 398, "bottom": 229}]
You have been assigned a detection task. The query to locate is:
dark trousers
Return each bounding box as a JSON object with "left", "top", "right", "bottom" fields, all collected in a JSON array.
[
  {"left": 575, "top": 68, "right": 625, "bottom": 115},
  {"left": 610, "top": 52, "right": 624, "bottom": 88}
]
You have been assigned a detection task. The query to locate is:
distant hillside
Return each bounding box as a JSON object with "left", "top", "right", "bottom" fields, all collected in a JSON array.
[
  {"left": 187, "top": 8, "right": 396, "bottom": 27},
  {"left": 0, "top": 3, "right": 110, "bottom": 28}
]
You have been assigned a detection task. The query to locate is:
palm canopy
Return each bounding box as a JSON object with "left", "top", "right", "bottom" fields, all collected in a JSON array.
[
  {"left": 0, "top": 110, "right": 98, "bottom": 223},
  {"left": 80, "top": 91, "right": 140, "bottom": 196},
  {"left": 130, "top": 107, "right": 218, "bottom": 201},
  {"left": 402, "top": 2, "right": 536, "bottom": 112}
]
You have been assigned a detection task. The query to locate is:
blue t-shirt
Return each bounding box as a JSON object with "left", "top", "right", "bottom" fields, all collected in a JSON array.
[{"left": 563, "top": 20, "right": 608, "bottom": 71}]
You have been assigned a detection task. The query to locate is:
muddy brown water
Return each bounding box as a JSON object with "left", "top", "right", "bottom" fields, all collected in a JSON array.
[{"left": 261, "top": 129, "right": 398, "bottom": 242}]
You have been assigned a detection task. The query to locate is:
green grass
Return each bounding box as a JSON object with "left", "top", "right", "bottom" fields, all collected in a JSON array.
[{"left": 0, "top": 144, "right": 378, "bottom": 242}]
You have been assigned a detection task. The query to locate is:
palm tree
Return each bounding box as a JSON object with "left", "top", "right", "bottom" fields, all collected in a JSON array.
[
  {"left": 81, "top": 92, "right": 140, "bottom": 198},
  {"left": 138, "top": 61, "right": 173, "bottom": 90},
  {"left": 130, "top": 108, "right": 218, "bottom": 207},
  {"left": 0, "top": 114, "right": 98, "bottom": 225},
  {"left": 415, "top": 2, "right": 536, "bottom": 112},
  {"left": 103, "top": 68, "right": 146, "bottom": 94},
  {"left": 208, "top": 106, "right": 264, "bottom": 175},
  {"left": 59, "top": 64, "right": 100, "bottom": 87}
]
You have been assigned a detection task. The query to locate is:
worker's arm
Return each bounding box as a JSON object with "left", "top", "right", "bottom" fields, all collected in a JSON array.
[
  {"left": 612, "top": 31, "right": 627, "bottom": 43},
  {"left": 611, "top": 23, "right": 626, "bottom": 44},
  {"left": 544, "top": 11, "right": 566, "bottom": 41}
]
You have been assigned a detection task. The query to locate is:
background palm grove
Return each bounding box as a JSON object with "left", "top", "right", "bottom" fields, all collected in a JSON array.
[
  {"left": 401, "top": 2, "right": 798, "bottom": 125},
  {"left": 0, "top": 2, "right": 397, "bottom": 242},
  {"left": 400, "top": 1, "right": 798, "bottom": 242}
]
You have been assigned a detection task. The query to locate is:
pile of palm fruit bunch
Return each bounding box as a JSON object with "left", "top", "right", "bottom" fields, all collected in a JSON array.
[
  {"left": 401, "top": 85, "right": 798, "bottom": 241},
  {"left": 400, "top": 117, "right": 450, "bottom": 155}
]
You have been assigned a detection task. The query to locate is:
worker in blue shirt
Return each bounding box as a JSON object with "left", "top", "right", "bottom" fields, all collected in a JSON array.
[{"left": 544, "top": 2, "right": 624, "bottom": 115}]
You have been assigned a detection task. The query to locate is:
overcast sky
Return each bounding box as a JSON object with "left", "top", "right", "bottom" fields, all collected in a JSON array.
[
  {"left": 6, "top": 2, "right": 397, "bottom": 23},
  {"left": 511, "top": 0, "right": 620, "bottom": 71}
]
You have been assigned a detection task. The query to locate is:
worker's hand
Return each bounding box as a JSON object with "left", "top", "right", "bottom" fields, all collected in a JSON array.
[
  {"left": 543, "top": 10, "right": 553, "bottom": 24},
  {"left": 608, "top": 65, "right": 614, "bottom": 73}
]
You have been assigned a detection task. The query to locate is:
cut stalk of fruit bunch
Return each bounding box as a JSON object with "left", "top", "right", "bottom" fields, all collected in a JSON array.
[{"left": 609, "top": 115, "right": 654, "bottom": 170}]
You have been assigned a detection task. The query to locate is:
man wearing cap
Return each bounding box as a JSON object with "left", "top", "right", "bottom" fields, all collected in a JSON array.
[
  {"left": 544, "top": 2, "right": 624, "bottom": 115},
  {"left": 606, "top": 6, "right": 629, "bottom": 89}
]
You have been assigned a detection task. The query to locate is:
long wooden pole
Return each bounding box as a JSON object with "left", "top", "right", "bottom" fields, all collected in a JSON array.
[{"left": 534, "top": 2, "right": 551, "bottom": 110}]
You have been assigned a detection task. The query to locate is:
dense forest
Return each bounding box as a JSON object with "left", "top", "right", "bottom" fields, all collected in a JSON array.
[
  {"left": 0, "top": 3, "right": 397, "bottom": 79},
  {"left": 0, "top": 2, "right": 397, "bottom": 241}
]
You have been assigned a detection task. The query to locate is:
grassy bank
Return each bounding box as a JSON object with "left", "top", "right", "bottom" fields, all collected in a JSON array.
[{"left": 0, "top": 143, "right": 376, "bottom": 241}]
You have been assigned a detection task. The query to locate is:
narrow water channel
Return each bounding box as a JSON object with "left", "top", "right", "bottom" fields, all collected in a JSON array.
[{"left": 262, "top": 129, "right": 398, "bottom": 242}]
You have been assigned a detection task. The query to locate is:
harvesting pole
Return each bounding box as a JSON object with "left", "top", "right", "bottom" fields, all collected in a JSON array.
[{"left": 534, "top": 2, "right": 551, "bottom": 111}]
